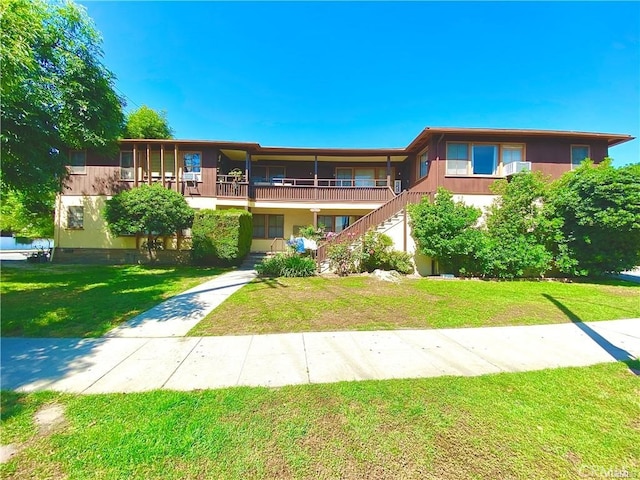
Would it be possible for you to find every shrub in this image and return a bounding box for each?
[191,209,252,266]
[382,250,414,274]
[255,253,317,277]
[360,230,393,272]
[327,238,361,276]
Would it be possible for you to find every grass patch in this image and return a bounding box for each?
[2,361,639,479]
[0,264,223,337]
[189,276,640,336]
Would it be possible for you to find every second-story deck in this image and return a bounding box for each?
[215,175,396,203]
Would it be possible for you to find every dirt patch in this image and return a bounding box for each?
[1,403,67,465]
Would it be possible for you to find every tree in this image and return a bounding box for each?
[124,105,173,139]
[0,0,124,198]
[0,190,54,238]
[408,188,485,275]
[544,160,640,276]
[481,171,553,278]
[103,184,194,259]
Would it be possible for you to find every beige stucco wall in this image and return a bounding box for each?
[55,195,190,251]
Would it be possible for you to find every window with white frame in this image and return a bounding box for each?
[571,145,589,170]
[501,145,524,165]
[446,143,469,175]
[68,150,86,174]
[418,150,429,178]
[120,151,134,180]
[67,206,84,229]
[183,152,202,181]
[472,145,498,175]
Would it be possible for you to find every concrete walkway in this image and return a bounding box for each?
[2,319,638,393]
[106,266,258,338]
[2,260,639,393]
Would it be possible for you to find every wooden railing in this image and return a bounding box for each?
[315,190,430,265]
[216,181,249,198]
[254,185,394,202]
[215,176,396,202]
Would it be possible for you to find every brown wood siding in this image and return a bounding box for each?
[410,135,610,195]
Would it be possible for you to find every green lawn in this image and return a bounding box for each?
[189,275,640,336]
[0,264,223,337]
[2,361,639,479]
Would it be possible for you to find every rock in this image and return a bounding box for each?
[372,269,402,283]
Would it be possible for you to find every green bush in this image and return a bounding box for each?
[327,235,361,276]
[191,209,252,266]
[381,250,415,274]
[255,253,317,277]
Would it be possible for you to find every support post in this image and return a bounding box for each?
[146,144,151,185]
[133,144,138,187]
[386,155,391,188]
[160,144,165,187]
[174,145,179,192]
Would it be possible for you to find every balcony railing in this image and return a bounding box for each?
[216,177,395,202]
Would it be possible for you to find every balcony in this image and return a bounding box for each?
[216,176,395,203]
[503,161,532,176]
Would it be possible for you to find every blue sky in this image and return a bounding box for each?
[82,1,639,166]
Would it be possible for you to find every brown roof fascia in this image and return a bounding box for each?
[406,127,634,151]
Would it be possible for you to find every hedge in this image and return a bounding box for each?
[191,209,252,266]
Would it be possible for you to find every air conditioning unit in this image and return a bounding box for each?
[503,161,532,177]
[182,172,200,182]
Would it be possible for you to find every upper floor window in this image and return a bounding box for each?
[120,151,134,180]
[571,145,589,170]
[68,150,86,174]
[183,152,201,181]
[446,143,469,175]
[472,145,498,175]
[252,165,285,184]
[418,150,429,178]
[335,167,391,187]
[447,143,524,176]
[501,145,524,165]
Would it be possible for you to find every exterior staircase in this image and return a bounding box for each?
[316,190,431,272]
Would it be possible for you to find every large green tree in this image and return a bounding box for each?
[103,184,194,259]
[0,0,124,198]
[481,171,553,278]
[124,105,173,139]
[408,188,485,275]
[545,160,640,276]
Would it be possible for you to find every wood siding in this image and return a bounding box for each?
[409,134,610,195]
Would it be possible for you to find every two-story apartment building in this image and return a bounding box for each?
[53,127,633,272]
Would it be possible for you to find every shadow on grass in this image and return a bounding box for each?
[543,294,639,375]
[0,265,221,337]
[251,277,289,289]
[0,391,27,422]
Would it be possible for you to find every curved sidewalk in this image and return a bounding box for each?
[2,319,638,394]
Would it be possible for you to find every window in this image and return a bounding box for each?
[252,215,266,238]
[418,150,429,178]
[472,145,498,175]
[571,145,589,170]
[68,150,86,174]
[317,215,354,233]
[183,152,201,181]
[67,206,84,229]
[252,166,286,184]
[335,167,392,187]
[120,151,134,180]
[501,145,524,165]
[446,143,469,175]
[253,214,284,238]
